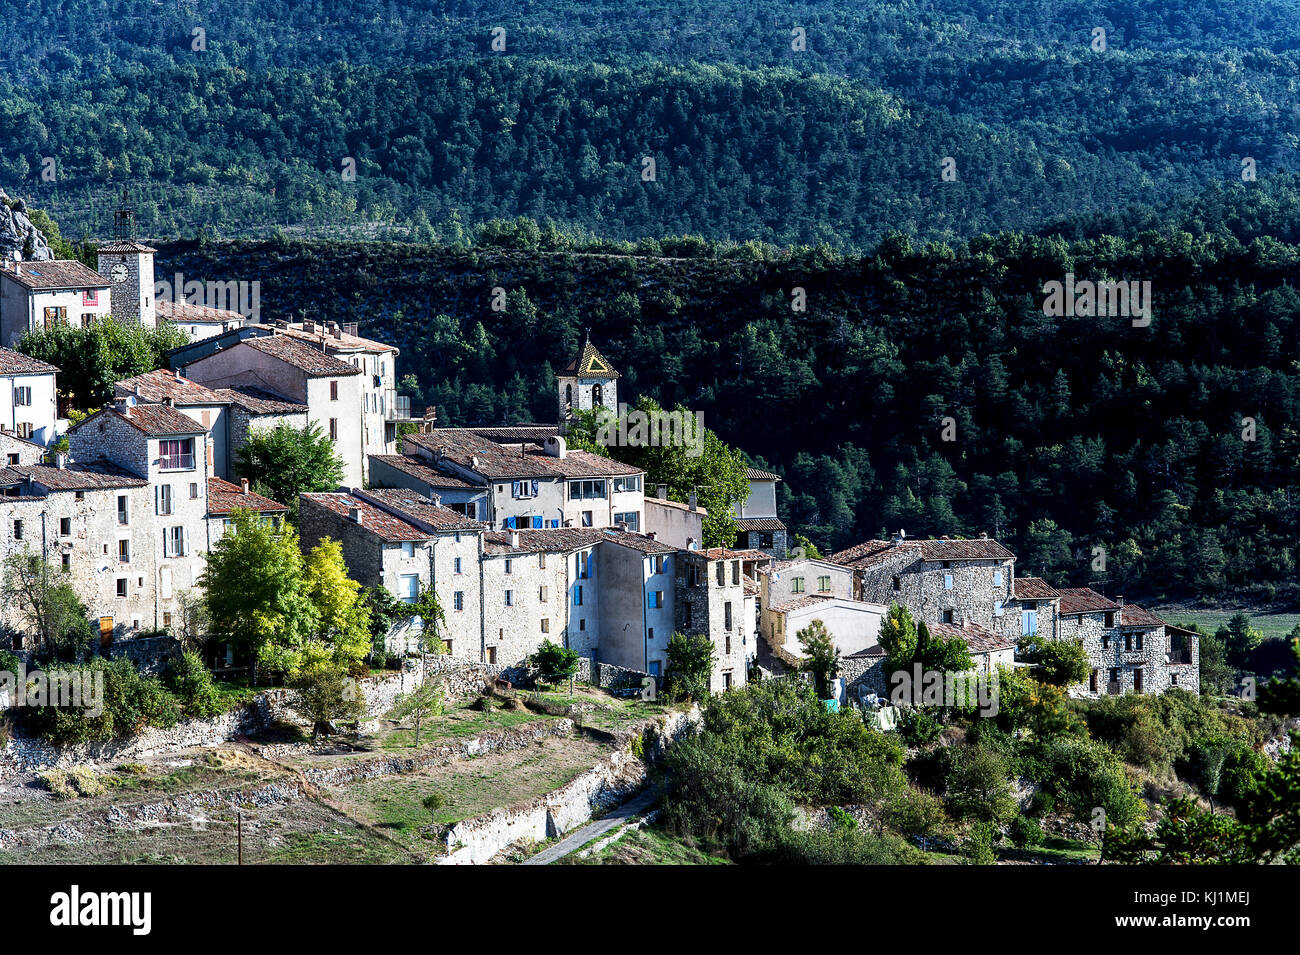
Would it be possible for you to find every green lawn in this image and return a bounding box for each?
[377,701,551,750]
[1158,609,1300,640]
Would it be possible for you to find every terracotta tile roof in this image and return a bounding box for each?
[301,493,432,543]
[1120,604,1166,629]
[829,539,916,570]
[769,594,835,614]
[743,575,760,596]
[370,453,484,490]
[96,239,157,254]
[645,496,708,516]
[355,488,486,532]
[918,538,1015,561]
[560,339,619,379]
[483,527,608,555]
[464,425,560,444]
[116,369,224,405]
[600,529,677,555]
[8,459,147,491]
[1014,576,1061,600]
[0,347,58,376]
[207,477,288,515]
[693,547,772,561]
[846,644,887,658]
[212,386,308,415]
[276,322,396,354]
[0,259,109,290]
[239,335,362,377]
[1057,587,1122,615]
[405,430,641,480]
[745,467,781,482]
[73,403,209,438]
[926,621,1016,654]
[736,517,786,532]
[157,299,245,324]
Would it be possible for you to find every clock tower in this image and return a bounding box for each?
[557,335,620,427]
[96,189,156,327]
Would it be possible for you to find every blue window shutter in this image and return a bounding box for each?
[512,480,520,498]
[532,516,542,529]
[531,480,539,497]
[506,516,515,529]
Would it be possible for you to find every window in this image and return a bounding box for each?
[732,561,740,586]
[1090,669,1098,692]
[539,585,550,602]
[454,557,463,574]
[612,475,641,493]
[158,484,173,516]
[81,312,96,327]
[892,575,901,591]
[158,439,194,471]
[614,511,639,531]
[579,618,586,631]
[329,418,338,441]
[43,306,67,328]
[1104,611,1115,628]
[993,570,1003,586]
[13,386,30,406]
[539,553,546,568]
[573,585,583,607]
[117,495,129,524]
[726,633,732,655]
[654,555,666,574]
[116,578,128,598]
[12,519,21,540]
[994,600,1003,617]
[75,491,84,501]
[648,628,655,642]
[943,609,955,624]
[398,575,419,603]
[1170,673,1178,686]
[6,454,17,466]
[716,562,725,586]
[684,603,693,628]
[943,573,953,590]
[1134,668,1144,694]
[118,539,130,562]
[1022,608,1038,636]
[818,576,831,592]
[61,553,70,571]
[688,564,700,587]
[565,384,573,406]
[190,482,199,499]
[401,541,415,559]
[504,590,514,607]
[512,480,538,499]
[541,618,550,633]
[164,526,187,557]
[581,510,593,527]
[724,601,733,630]
[330,380,339,400]
[453,591,464,611]
[1124,634,1132,653]
[59,517,71,536]
[1102,634,1110,650]
[163,612,172,629]
[648,591,663,608]
[792,577,805,593]
[569,479,607,500]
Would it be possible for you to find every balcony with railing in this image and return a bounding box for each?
[384,390,414,421]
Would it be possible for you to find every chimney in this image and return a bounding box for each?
[615,521,628,532]
[891,528,906,547]
[134,384,142,397]
[240,478,250,494]
[657,483,668,499]
[163,396,175,407]
[55,452,68,469]
[646,531,657,541]
[114,394,137,414]
[509,530,520,547]
[1116,595,1124,606]
[303,319,316,334]
[13,261,20,275]
[979,531,988,539]
[348,506,363,524]
[688,491,698,512]
[422,406,437,433]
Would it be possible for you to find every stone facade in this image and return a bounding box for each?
[673,550,751,692]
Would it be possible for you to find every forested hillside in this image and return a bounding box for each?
[6,0,1300,244]
[154,174,1300,604]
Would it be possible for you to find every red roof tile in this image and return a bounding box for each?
[207,477,288,515]
[239,335,362,377]
[116,369,224,405]
[301,493,432,543]
[1057,588,1122,615]
[0,347,58,376]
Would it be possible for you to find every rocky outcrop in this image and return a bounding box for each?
[0,189,54,261]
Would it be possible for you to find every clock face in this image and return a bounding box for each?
[111,263,128,283]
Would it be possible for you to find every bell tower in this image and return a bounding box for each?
[557,336,620,427]
[96,188,157,327]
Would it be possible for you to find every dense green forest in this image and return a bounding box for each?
[145,171,1300,604]
[6,0,1300,243]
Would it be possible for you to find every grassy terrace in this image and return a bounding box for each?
[1158,608,1300,640]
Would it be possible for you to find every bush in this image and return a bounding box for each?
[1009,814,1045,849]
[897,707,943,746]
[749,827,924,864]
[883,787,951,840]
[163,651,223,719]
[20,659,179,744]
[941,745,1019,826]
[961,821,998,865]
[530,640,580,686]
[37,769,75,799]
[1032,735,1146,830]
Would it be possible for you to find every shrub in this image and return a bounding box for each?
[20,659,179,744]
[941,745,1019,826]
[897,707,943,746]
[37,769,75,799]
[530,640,580,685]
[1032,735,1146,830]
[749,827,923,864]
[164,651,224,719]
[961,821,998,865]
[68,765,105,797]
[1009,814,1045,849]
[664,632,715,703]
[883,787,951,840]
